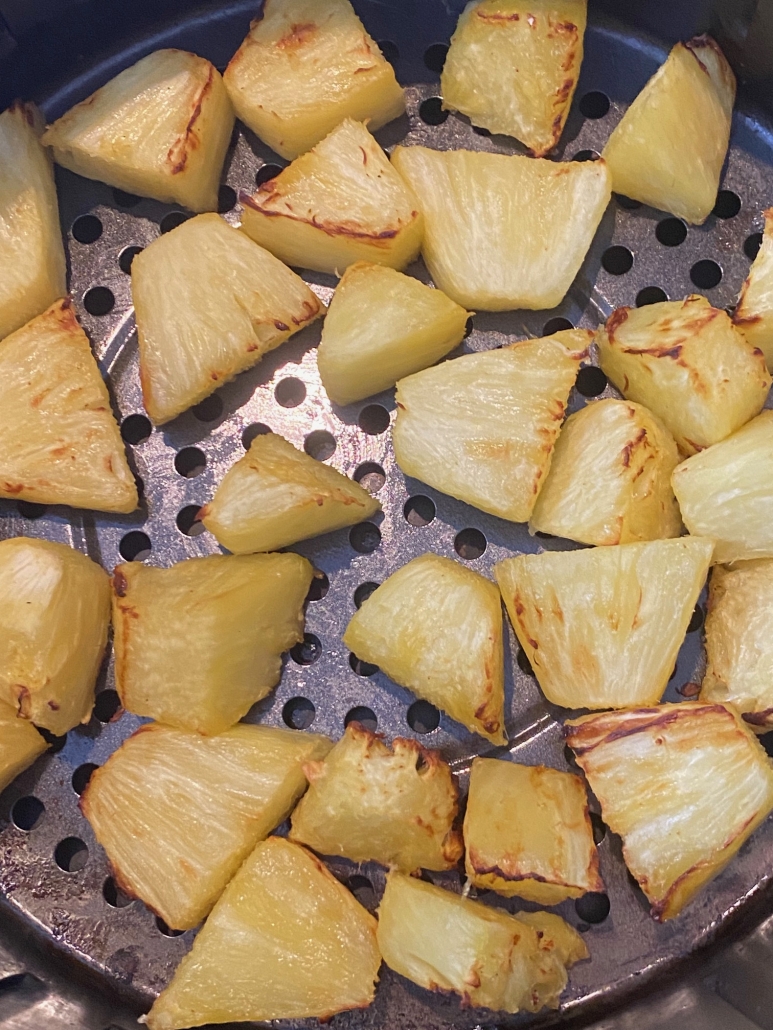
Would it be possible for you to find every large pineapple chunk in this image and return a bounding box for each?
[42,50,233,213]
[317,262,469,406]
[393,330,589,522]
[390,145,610,310]
[597,296,770,456]
[495,537,714,710]
[112,552,312,735]
[566,702,773,919]
[0,700,47,793]
[241,119,422,275]
[601,36,736,224]
[734,208,773,369]
[145,837,380,1029]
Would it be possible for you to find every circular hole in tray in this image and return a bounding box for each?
[636,286,668,307]
[71,763,99,796]
[54,837,88,873]
[282,696,316,730]
[616,194,642,210]
[349,653,379,677]
[713,190,741,219]
[112,188,141,207]
[579,90,610,118]
[11,796,45,832]
[423,42,448,73]
[119,531,151,562]
[656,217,687,247]
[17,501,47,520]
[575,366,607,397]
[472,125,491,137]
[745,232,763,261]
[564,743,580,770]
[38,728,67,753]
[687,604,704,633]
[419,97,448,125]
[176,505,205,537]
[464,316,474,338]
[760,733,773,759]
[93,689,122,723]
[255,163,283,187]
[690,259,722,289]
[118,245,143,274]
[160,211,189,234]
[174,447,206,478]
[590,813,607,845]
[407,700,440,734]
[304,430,336,461]
[83,286,115,316]
[358,404,390,435]
[454,527,487,560]
[71,214,103,244]
[155,917,184,937]
[573,149,599,162]
[350,522,381,553]
[306,570,330,603]
[345,705,378,730]
[353,462,385,493]
[217,184,237,213]
[192,394,224,422]
[103,876,133,908]
[242,422,271,448]
[275,377,306,408]
[602,245,633,275]
[347,874,377,910]
[575,892,611,924]
[543,317,574,335]
[516,647,535,676]
[404,495,436,526]
[120,413,151,444]
[378,39,399,63]
[354,581,379,608]
[291,633,322,666]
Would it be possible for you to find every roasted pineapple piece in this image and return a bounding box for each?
[514,910,589,967]
[145,837,380,1029]
[567,702,773,919]
[0,700,47,793]
[734,208,773,369]
[240,119,422,275]
[42,50,233,212]
[601,36,735,224]
[317,262,469,406]
[112,552,312,735]
[390,145,610,310]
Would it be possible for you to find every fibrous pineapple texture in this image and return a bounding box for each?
[734,208,773,369]
[0,700,47,793]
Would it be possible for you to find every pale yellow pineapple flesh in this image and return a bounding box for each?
[0,699,47,793]
[734,208,773,369]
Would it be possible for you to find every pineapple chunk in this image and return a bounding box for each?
[495,538,714,710]
[601,36,736,224]
[200,432,380,554]
[464,757,602,904]
[0,299,138,512]
[145,837,380,1029]
[223,0,404,161]
[390,145,610,310]
[0,700,47,793]
[734,208,773,369]
[393,330,589,522]
[240,119,422,275]
[112,552,312,735]
[289,721,462,871]
[529,398,682,545]
[132,213,322,424]
[514,910,589,967]
[343,553,505,744]
[82,722,331,930]
[317,262,469,406]
[0,102,66,341]
[441,0,587,157]
[42,50,234,213]
[597,296,771,456]
[566,702,773,919]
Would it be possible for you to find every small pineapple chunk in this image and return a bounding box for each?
[566,702,773,920]
[734,208,773,369]
[390,145,610,310]
[145,837,380,1029]
[200,432,379,554]
[441,0,587,157]
[597,296,771,456]
[42,50,233,212]
[223,0,404,161]
[514,910,589,967]
[317,262,469,406]
[601,36,736,223]
[0,700,47,793]
[112,552,312,735]
[495,537,714,710]
[393,330,589,522]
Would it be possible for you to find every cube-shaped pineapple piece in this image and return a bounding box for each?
[0,700,47,793]
[82,722,331,930]
[496,537,714,710]
[734,208,773,369]
[289,722,462,871]
[441,0,587,157]
[223,0,404,161]
[601,37,736,224]
[317,262,469,406]
[597,296,770,456]
[145,837,380,1029]
[390,145,610,310]
[393,330,589,522]
[200,432,379,554]
[530,398,682,545]
[112,552,312,735]
[240,119,422,275]
[42,50,233,213]
[566,702,773,920]
[343,553,505,744]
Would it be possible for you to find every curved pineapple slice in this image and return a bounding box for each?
[0,701,47,793]
[734,208,773,369]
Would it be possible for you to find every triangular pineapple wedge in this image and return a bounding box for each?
[200,432,380,554]
[393,330,589,522]
[734,208,773,369]
[144,837,380,1029]
[390,145,610,310]
[0,699,47,793]
[82,722,331,931]
[132,213,323,424]
[112,552,312,735]
[240,118,423,275]
[343,553,506,744]
[0,299,138,512]
[495,537,714,710]
[42,49,234,212]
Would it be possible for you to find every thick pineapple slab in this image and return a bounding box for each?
[734,208,773,369]
[42,50,233,213]
[393,330,589,522]
[0,700,47,794]
[317,262,469,406]
[112,552,312,735]
[343,553,505,744]
[597,296,771,456]
[602,36,735,224]
[389,145,610,310]
[289,721,462,871]
[145,837,380,1029]
[224,0,404,160]
[240,119,422,275]
[82,722,331,930]
[566,702,773,920]
[200,432,379,553]
[496,538,714,710]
